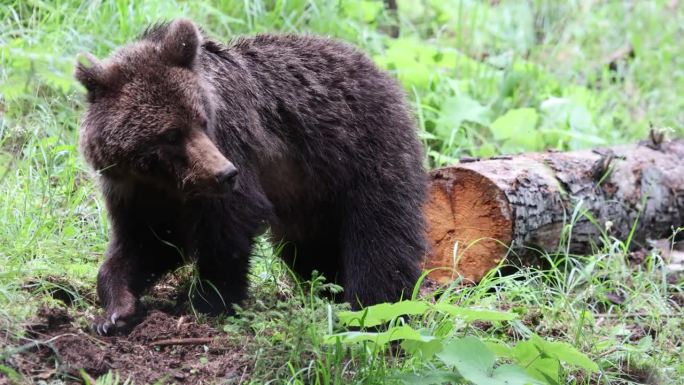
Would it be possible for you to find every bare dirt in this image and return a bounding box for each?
[5,305,251,385]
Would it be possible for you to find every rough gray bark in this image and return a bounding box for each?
[423,138,684,284]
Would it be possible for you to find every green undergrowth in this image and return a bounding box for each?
[232,234,683,384]
[1,0,683,384]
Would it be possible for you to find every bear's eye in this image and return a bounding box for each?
[193,111,207,128]
[163,130,182,145]
[197,117,208,130]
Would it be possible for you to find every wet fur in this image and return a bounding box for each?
[77,20,427,334]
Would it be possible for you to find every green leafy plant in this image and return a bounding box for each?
[327,300,597,385]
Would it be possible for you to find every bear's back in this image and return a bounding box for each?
[224,33,409,141]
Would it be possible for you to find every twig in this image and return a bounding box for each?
[0,333,79,360]
[459,156,480,163]
[149,337,214,347]
[598,347,619,358]
[595,313,682,319]
[605,43,634,71]
[239,365,249,384]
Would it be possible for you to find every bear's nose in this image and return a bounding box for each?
[215,166,238,186]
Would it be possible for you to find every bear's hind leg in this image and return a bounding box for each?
[277,234,342,299]
[338,192,426,309]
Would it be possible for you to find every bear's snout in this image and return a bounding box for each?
[183,130,237,194]
[215,165,238,187]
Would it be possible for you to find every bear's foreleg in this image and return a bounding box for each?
[95,232,184,335]
[190,197,263,315]
[192,247,251,315]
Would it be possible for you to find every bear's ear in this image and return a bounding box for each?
[161,19,201,68]
[74,53,120,94]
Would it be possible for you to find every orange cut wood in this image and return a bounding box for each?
[423,168,512,284]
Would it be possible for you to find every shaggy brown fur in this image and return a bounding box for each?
[76,19,427,335]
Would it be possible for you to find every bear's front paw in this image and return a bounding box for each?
[93,307,140,336]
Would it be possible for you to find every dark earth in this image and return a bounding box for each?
[2,276,253,385]
[5,305,250,385]
[1,271,443,385]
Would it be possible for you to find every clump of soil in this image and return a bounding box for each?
[6,306,251,384]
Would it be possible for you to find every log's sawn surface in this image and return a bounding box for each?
[423,139,684,284]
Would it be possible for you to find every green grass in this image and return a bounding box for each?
[1,0,683,384]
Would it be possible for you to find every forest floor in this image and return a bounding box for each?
[1,1,683,384]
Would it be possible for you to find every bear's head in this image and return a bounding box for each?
[75,19,237,197]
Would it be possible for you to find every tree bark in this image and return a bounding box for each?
[423,138,684,284]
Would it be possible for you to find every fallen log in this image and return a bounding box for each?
[423,137,684,284]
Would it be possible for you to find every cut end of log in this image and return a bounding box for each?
[422,168,513,284]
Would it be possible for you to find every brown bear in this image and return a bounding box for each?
[75,19,427,335]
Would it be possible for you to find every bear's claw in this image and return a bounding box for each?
[93,311,131,336]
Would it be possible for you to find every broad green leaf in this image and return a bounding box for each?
[530,334,598,372]
[437,336,495,372]
[510,340,542,367]
[540,96,593,131]
[539,96,605,149]
[374,38,435,88]
[325,325,431,345]
[526,358,561,385]
[474,142,498,158]
[0,79,28,101]
[490,365,543,385]
[338,300,429,327]
[541,128,607,146]
[374,38,461,89]
[397,0,427,21]
[511,342,561,385]
[490,108,540,150]
[402,334,444,360]
[637,335,653,351]
[436,95,491,138]
[390,371,461,385]
[438,337,542,385]
[341,0,384,22]
[484,341,513,358]
[434,304,518,322]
